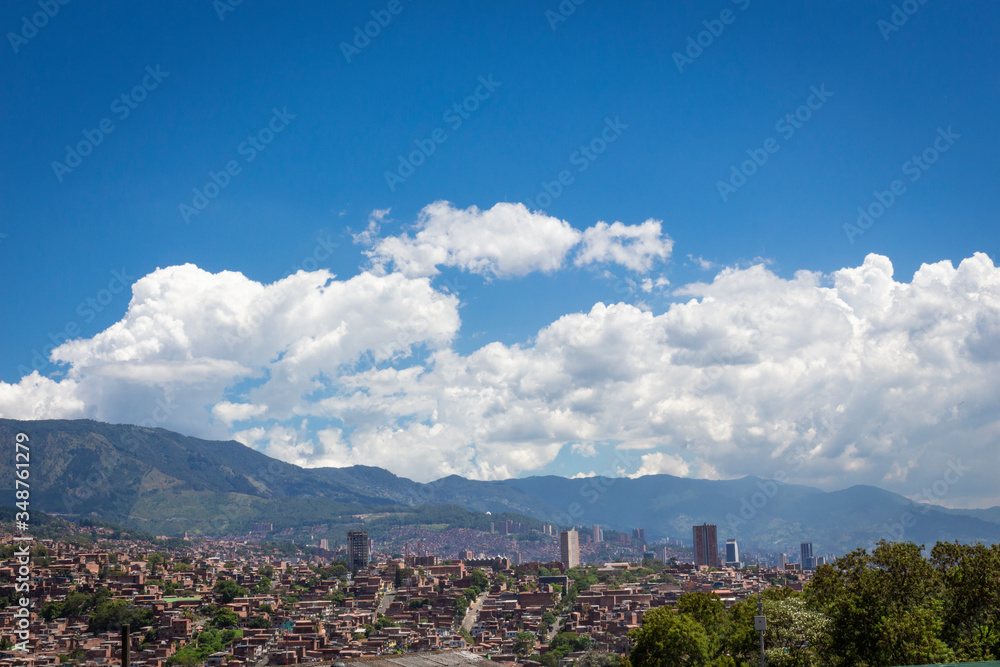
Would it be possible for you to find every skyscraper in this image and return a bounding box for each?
[800,542,816,570]
[693,524,719,568]
[560,529,580,568]
[348,530,370,573]
[725,538,740,566]
[592,524,602,543]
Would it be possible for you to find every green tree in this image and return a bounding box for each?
[629,607,711,667]
[931,540,1000,660]
[728,592,830,667]
[213,579,247,604]
[252,576,272,593]
[806,540,952,667]
[514,631,536,656]
[678,591,729,658]
[469,569,489,590]
[576,652,622,667]
[88,600,154,633]
[549,631,591,657]
[211,607,239,629]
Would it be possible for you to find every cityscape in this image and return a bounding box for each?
[0,511,840,666]
[4,1,1000,666]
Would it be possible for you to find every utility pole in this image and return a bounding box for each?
[121,623,130,667]
[754,591,766,667]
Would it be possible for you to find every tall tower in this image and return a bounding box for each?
[692,524,719,568]
[800,542,815,570]
[725,538,740,566]
[560,529,580,568]
[348,530,370,573]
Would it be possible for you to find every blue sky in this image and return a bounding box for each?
[2,1,999,506]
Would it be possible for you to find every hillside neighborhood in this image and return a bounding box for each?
[0,526,809,666]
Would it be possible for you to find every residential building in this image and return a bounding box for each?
[560,529,580,569]
[692,524,719,568]
[348,530,370,573]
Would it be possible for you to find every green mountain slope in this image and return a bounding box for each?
[3,418,999,555]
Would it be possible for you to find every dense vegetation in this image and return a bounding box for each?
[627,540,1000,667]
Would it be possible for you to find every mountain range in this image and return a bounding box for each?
[2,418,999,556]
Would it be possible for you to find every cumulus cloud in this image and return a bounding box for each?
[2,242,1000,507]
[630,452,691,478]
[575,219,673,271]
[1,263,458,441]
[363,201,673,278]
[366,201,581,278]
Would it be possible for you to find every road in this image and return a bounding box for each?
[459,592,488,633]
[547,615,564,642]
[377,588,397,616]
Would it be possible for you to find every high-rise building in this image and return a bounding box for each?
[592,524,603,543]
[692,524,719,568]
[725,538,740,566]
[319,539,329,551]
[632,528,646,543]
[779,553,788,568]
[560,529,580,568]
[348,530,370,573]
[800,542,816,570]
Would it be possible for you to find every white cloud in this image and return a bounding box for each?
[629,452,691,478]
[3,246,1000,507]
[364,202,673,279]
[687,254,715,271]
[367,201,581,278]
[575,219,673,272]
[212,401,268,426]
[0,372,85,420]
[641,277,670,293]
